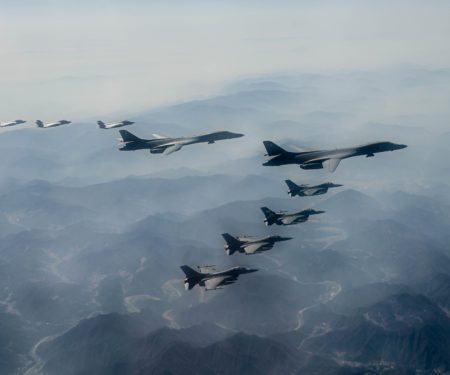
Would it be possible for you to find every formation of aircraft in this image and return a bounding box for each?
[222,233,292,255]
[261,207,325,226]
[97,120,134,129]
[263,140,407,172]
[36,120,71,128]
[285,180,342,197]
[1,114,407,292]
[118,130,244,155]
[0,120,26,127]
[180,265,258,290]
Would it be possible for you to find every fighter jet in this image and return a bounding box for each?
[285,180,342,197]
[36,120,71,128]
[261,206,325,226]
[0,120,26,127]
[262,140,407,172]
[97,120,134,129]
[118,129,244,155]
[222,233,292,255]
[180,265,258,290]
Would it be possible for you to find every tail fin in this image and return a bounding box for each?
[261,207,278,225]
[36,120,44,128]
[285,180,299,191]
[180,265,202,279]
[97,121,106,128]
[221,233,242,255]
[263,141,288,156]
[119,129,141,142]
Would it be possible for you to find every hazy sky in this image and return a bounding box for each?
[1,1,449,120]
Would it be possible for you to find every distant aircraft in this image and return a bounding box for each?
[0,120,26,127]
[262,140,407,172]
[118,130,244,155]
[285,180,342,197]
[222,233,292,255]
[261,207,324,226]
[97,120,134,129]
[36,120,71,128]
[180,265,257,290]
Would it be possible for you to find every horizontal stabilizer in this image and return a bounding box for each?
[152,133,168,139]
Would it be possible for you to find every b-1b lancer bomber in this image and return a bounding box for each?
[97,120,134,129]
[263,140,407,172]
[180,265,258,290]
[222,233,292,255]
[119,129,244,155]
[285,180,342,197]
[261,207,324,226]
[0,120,26,127]
[36,120,71,128]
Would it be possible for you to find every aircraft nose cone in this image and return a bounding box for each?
[397,144,407,149]
[246,268,259,273]
[280,237,293,241]
[233,132,244,138]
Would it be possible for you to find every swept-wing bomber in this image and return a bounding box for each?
[0,120,26,127]
[180,265,258,290]
[261,206,324,226]
[263,140,407,172]
[285,180,342,197]
[222,233,292,255]
[119,130,244,155]
[36,120,71,128]
[97,120,134,129]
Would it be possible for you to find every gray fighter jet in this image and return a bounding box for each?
[222,233,292,255]
[285,180,342,197]
[261,206,324,226]
[263,140,407,172]
[180,265,258,290]
[97,120,134,129]
[119,129,244,155]
[36,120,71,128]
[0,120,26,127]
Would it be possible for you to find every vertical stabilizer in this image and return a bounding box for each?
[260,207,279,225]
[221,233,242,255]
[263,141,288,156]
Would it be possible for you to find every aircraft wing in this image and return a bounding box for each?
[162,144,183,155]
[304,188,320,195]
[152,133,169,139]
[281,215,303,225]
[204,276,235,290]
[322,158,341,172]
[243,242,269,254]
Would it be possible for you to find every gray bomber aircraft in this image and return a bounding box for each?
[285,180,342,197]
[222,233,292,255]
[98,120,134,129]
[0,120,26,127]
[180,265,258,290]
[36,120,71,128]
[261,206,324,226]
[263,140,407,172]
[119,129,244,155]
